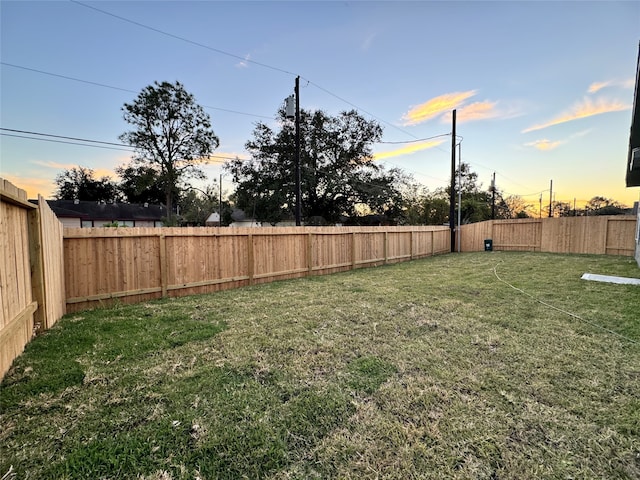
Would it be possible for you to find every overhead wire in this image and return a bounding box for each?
[69,0,421,143]
[1,62,275,120]
[0,128,234,163]
[71,0,298,77]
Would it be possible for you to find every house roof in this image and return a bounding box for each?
[44,199,166,221]
[627,42,640,187]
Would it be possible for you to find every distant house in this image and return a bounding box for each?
[228,208,261,228]
[205,211,221,227]
[42,199,166,228]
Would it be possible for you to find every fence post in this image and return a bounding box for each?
[27,207,46,332]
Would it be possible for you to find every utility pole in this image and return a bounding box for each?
[491,172,496,220]
[294,76,301,226]
[539,194,542,219]
[457,141,462,253]
[548,179,553,218]
[219,174,223,225]
[450,109,456,253]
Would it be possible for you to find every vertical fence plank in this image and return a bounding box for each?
[159,234,168,297]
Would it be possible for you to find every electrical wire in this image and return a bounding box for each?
[1,128,129,147]
[492,262,639,345]
[1,62,274,120]
[71,0,298,77]
[69,1,422,144]
[0,128,234,163]
[377,133,451,144]
[1,133,134,152]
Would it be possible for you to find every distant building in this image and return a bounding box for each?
[205,211,221,227]
[41,199,166,227]
[627,43,640,188]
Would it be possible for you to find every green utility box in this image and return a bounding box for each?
[484,239,493,251]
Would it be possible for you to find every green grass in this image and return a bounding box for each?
[1,252,639,479]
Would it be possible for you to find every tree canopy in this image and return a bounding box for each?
[54,166,119,202]
[226,108,406,225]
[119,81,219,224]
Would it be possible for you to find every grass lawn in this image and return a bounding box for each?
[1,252,639,479]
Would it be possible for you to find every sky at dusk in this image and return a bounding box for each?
[1,0,639,213]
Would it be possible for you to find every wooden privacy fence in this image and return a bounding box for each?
[0,179,66,379]
[63,226,451,313]
[458,216,637,255]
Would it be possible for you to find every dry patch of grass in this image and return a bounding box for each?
[1,252,639,479]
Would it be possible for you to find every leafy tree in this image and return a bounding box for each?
[552,201,573,217]
[119,81,219,225]
[227,108,405,225]
[585,196,626,215]
[502,195,534,219]
[177,183,220,226]
[116,164,167,204]
[422,195,450,225]
[54,166,119,202]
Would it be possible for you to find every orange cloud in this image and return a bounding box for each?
[587,81,611,94]
[373,140,445,161]
[402,91,477,126]
[521,97,630,133]
[588,79,634,93]
[1,174,56,199]
[441,100,499,123]
[524,139,562,151]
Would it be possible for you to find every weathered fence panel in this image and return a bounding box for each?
[459,216,636,255]
[63,226,451,312]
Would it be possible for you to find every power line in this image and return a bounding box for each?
[71,0,298,77]
[1,128,129,147]
[1,62,275,120]
[377,133,451,144]
[1,132,133,151]
[0,128,234,162]
[1,62,137,93]
[69,1,420,143]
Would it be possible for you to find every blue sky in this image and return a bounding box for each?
[1,1,639,211]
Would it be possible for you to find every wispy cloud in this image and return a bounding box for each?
[587,81,612,94]
[402,91,477,126]
[521,97,630,133]
[361,32,377,51]
[32,160,78,170]
[441,100,501,124]
[524,129,593,152]
[373,139,445,161]
[235,53,251,68]
[588,78,634,93]
[524,139,563,151]
[2,173,56,199]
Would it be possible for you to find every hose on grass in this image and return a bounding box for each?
[492,262,639,346]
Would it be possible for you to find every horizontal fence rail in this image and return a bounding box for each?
[63,226,451,312]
